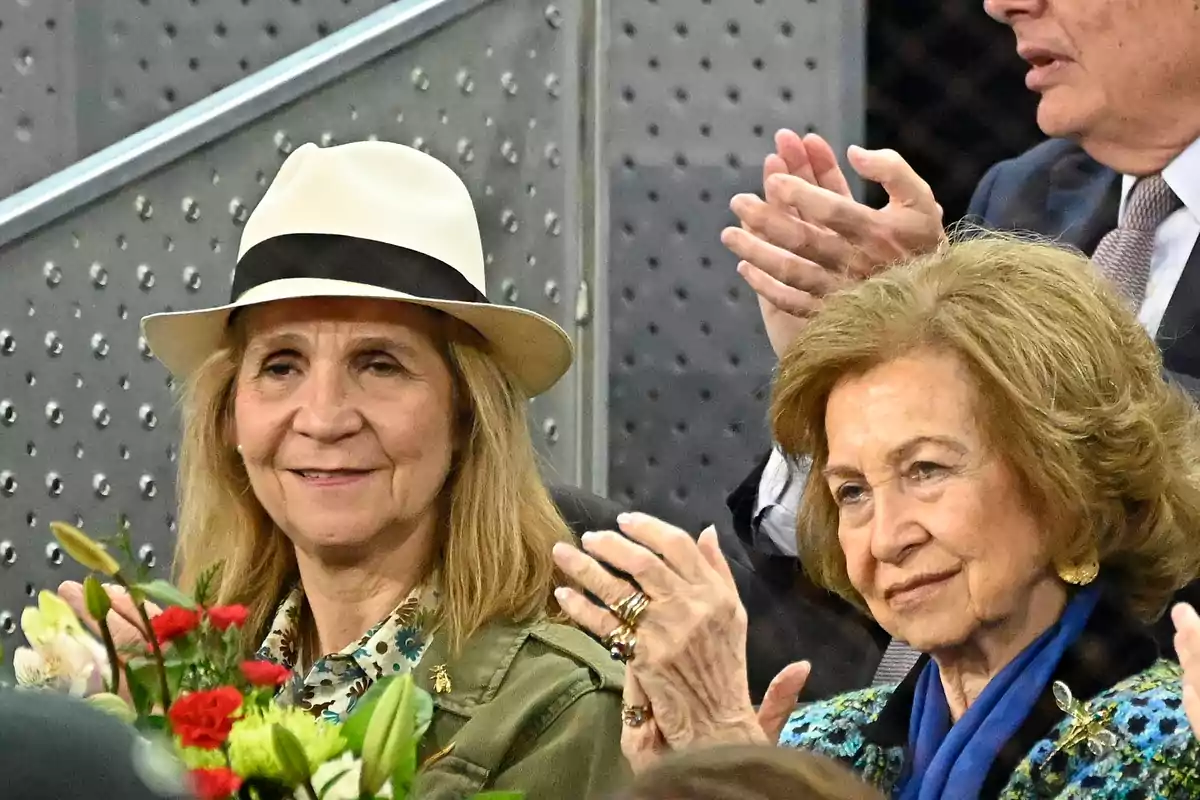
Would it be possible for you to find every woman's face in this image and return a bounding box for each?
[823,350,1065,652]
[232,297,457,561]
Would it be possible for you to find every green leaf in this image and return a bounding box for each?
[314,767,354,800]
[360,675,417,796]
[412,685,434,741]
[134,714,169,735]
[133,580,198,610]
[192,563,223,608]
[270,723,313,785]
[83,575,112,622]
[341,676,401,753]
[125,663,154,717]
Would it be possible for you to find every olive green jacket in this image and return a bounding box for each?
[411,617,630,799]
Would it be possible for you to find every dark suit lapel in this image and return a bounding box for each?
[1040,147,1121,255]
[1157,239,1200,378]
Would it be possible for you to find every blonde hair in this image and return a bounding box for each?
[173,311,572,653]
[771,234,1200,621]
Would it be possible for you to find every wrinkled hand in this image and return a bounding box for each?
[757,660,811,743]
[1172,603,1200,738]
[620,669,670,773]
[552,513,766,751]
[723,131,944,355]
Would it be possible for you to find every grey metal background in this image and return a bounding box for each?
[0,0,587,660]
[606,0,865,530]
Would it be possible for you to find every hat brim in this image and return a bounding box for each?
[140,277,574,397]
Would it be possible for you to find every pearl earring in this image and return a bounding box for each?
[235,444,243,456]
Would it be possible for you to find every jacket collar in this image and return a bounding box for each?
[412,618,534,717]
[861,585,1160,797]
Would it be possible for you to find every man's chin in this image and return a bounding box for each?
[1034,91,1093,140]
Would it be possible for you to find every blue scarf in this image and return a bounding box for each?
[897,586,1101,800]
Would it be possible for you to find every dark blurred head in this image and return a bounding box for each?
[614,744,885,800]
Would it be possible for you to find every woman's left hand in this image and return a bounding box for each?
[1172,602,1200,738]
[552,512,767,750]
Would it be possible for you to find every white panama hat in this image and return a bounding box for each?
[140,140,574,396]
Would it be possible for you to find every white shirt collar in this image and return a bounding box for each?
[1119,136,1200,224]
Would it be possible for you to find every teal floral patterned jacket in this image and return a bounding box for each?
[780,592,1200,799]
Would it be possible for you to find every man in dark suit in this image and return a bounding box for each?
[720,0,1200,693]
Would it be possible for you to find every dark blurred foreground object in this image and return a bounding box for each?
[0,688,194,800]
[613,744,885,800]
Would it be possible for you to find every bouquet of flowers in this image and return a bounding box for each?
[5,521,517,800]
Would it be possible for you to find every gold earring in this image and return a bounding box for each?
[1056,552,1100,586]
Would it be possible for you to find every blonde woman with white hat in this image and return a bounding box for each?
[60,140,628,798]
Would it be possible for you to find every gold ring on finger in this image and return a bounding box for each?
[612,590,649,628]
[621,703,652,728]
[604,623,638,663]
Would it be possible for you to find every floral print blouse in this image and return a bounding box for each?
[255,582,439,723]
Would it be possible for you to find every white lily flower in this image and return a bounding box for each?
[310,752,393,800]
[16,591,109,696]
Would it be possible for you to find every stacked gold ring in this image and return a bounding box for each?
[604,590,649,664]
[621,703,651,728]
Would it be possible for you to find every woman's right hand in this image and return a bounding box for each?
[1172,602,1200,738]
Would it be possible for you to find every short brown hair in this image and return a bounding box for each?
[616,744,884,800]
[771,234,1200,621]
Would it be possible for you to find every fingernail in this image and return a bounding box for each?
[581,531,599,544]
[616,512,633,525]
[554,587,570,602]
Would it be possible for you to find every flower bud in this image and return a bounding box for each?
[83,575,112,623]
[49,521,121,576]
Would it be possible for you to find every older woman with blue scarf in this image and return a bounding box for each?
[553,236,1200,797]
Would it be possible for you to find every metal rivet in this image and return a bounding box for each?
[93,473,111,498]
[501,279,519,303]
[320,131,336,147]
[0,612,14,635]
[501,72,518,96]
[43,260,62,287]
[544,143,562,167]
[74,443,84,459]
[456,138,475,164]
[274,130,293,155]
[46,472,63,497]
[139,544,157,568]
[544,211,562,236]
[0,400,15,426]
[182,196,201,221]
[543,418,560,444]
[26,512,36,528]
[0,471,16,496]
[24,583,36,597]
[134,194,154,220]
[139,336,153,360]
[229,199,249,225]
[45,542,63,566]
[45,401,63,426]
[501,139,520,165]
[456,68,475,94]
[183,266,202,292]
[119,445,131,460]
[411,67,430,91]
[140,475,157,499]
[74,373,84,389]
[25,442,35,456]
[0,541,16,566]
[545,280,561,303]
[137,263,156,290]
[544,73,561,98]
[140,404,158,430]
[0,330,13,355]
[501,209,519,234]
[544,4,563,28]
[411,136,429,154]
[90,261,109,288]
[91,332,110,359]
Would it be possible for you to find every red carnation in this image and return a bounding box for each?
[151,606,202,645]
[207,605,249,631]
[168,687,243,749]
[240,659,292,687]
[190,767,242,800]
